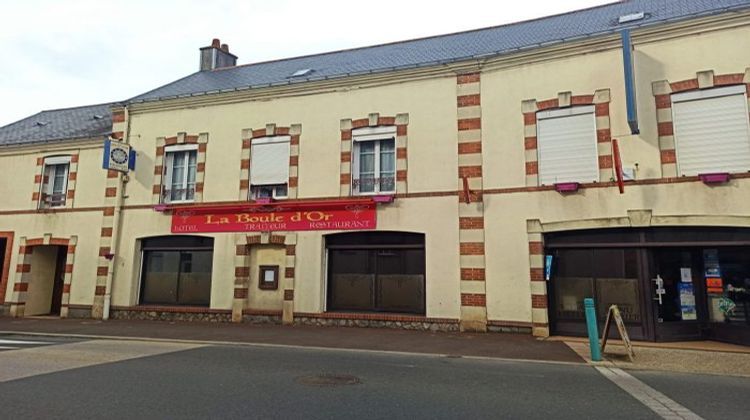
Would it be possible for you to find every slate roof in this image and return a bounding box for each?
[0,103,115,147]
[129,0,750,103]
[3,0,749,147]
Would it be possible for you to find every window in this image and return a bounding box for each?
[536,106,598,185]
[40,156,70,208]
[326,232,425,314]
[163,145,197,203]
[671,85,750,176]
[250,136,290,200]
[139,236,213,306]
[258,265,279,290]
[352,127,396,194]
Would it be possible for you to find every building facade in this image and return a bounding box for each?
[2,1,750,345]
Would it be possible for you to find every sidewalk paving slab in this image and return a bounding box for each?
[0,317,583,363]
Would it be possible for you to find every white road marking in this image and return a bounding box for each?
[596,366,703,420]
[0,339,48,345]
[0,346,17,350]
[0,339,206,382]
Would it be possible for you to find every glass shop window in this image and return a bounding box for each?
[140,236,213,306]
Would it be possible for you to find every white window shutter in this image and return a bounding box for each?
[672,90,750,176]
[537,107,599,185]
[251,139,290,186]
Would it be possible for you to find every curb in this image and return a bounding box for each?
[0,329,586,367]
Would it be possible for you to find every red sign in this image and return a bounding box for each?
[170,200,377,233]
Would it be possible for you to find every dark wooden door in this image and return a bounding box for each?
[49,246,67,315]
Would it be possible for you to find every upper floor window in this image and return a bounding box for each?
[671,85,750,176]
[536,105,598,185]
[40,156,70,208]
[250,136,290,200]
[163,144,197,203]
[352,126,396,195]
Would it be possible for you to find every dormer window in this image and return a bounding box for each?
[40,156,70,208]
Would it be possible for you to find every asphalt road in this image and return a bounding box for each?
[0,335,748,420]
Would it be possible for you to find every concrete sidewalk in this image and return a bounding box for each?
[0,317,583,363]
[556,336,750,377]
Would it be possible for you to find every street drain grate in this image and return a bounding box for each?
[296,374,361,387]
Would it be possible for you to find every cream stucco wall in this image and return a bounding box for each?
[248,245,286,311]
[124,75,458,206]
[2,16,749,327]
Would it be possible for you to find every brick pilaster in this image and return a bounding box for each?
[526,220,549,337]
[456,72,487,332]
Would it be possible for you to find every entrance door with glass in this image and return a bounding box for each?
[648,248,705,341]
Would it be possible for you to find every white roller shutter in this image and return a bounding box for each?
[537,106,599,185]
[672,86,750,176]
[250,136,290,186]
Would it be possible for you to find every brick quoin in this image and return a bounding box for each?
[536,99,559,111]
[597,129,611,143]
[459,217,484,229]
[670,79,699,93]
[525,161,538,175]
[657,122,674,136]
[599,155,613,169]
[523,113,536,126]
[595,103,609,117]
[13,282,29,292]
[234,288,248,299]
[95,286,107,296]
[531,294,548,309]
[714,73,745,86]
[461,268,486,281]
[457,118,481,131]
[286,245,296,256]
[457,94,481,107]
[235,245,248,256]
[458,165,482,178]
[341,131,352,141]
[284,289,294,300]
[571,95,594,105]
[530,267,544,281]
[660,149,677,164]
[458,142,482,154]
[524,137,537,150]
[235,267,250,277]
[96,266,108,276]
[528,241,543,255]
[461,293,486,307]
[460,242,485,255]
[457,73,480,84]
[378,116,396,126]
[16,264,31,273]
[285,267,295,278]
[654,94,672,109]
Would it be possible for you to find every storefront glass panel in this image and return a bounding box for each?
[140,236,213,306]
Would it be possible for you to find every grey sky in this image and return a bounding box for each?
[0,0,610,127]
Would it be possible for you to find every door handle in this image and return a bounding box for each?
[652,275,664,305]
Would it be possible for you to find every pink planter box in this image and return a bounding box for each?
[699,173,730,185]
[554,182,580,193]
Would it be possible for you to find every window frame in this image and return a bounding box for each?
[351,126,397,196]
[249,136,291,200]
[163,144,198,204]
[40,156,71,208]
[535,105,599,185]
[670,84,750,176]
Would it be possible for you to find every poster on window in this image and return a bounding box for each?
[679,283,697,321]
